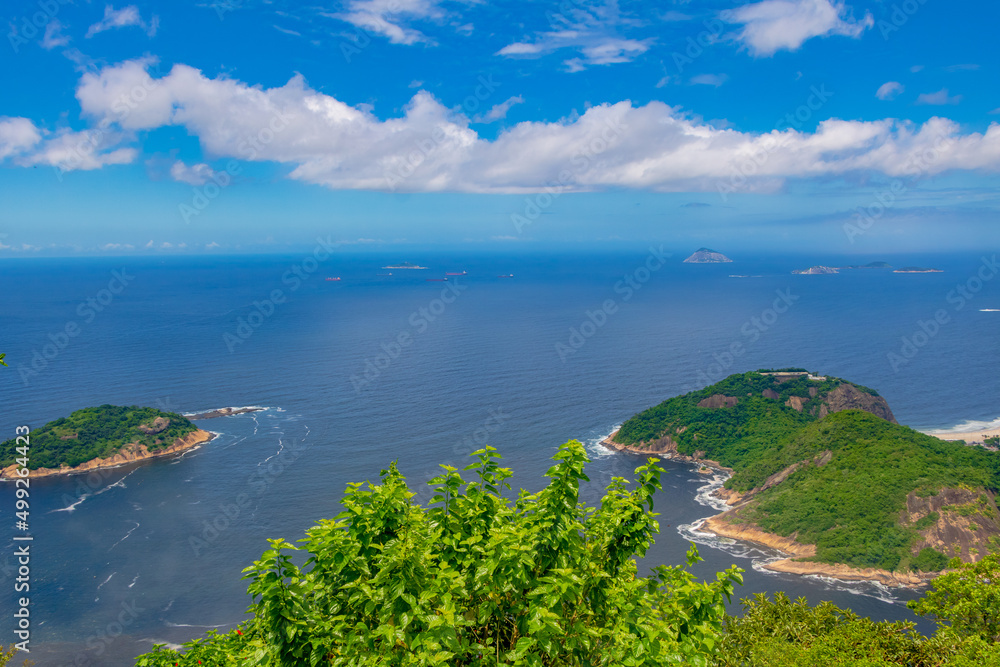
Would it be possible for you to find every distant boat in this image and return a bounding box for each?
[325,277,341,281]
[382,262,427,269]
[445,271,467,276]
[376,272,392,276]
[498,274,514,278]
[426,278,448,282]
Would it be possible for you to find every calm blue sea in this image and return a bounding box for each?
[1,250,998,666]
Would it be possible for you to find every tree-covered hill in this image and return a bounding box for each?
[612,371,1000,572]
[0,404,198,470]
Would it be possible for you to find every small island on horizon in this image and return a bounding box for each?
[381,262,428,269]
[793,261,893,274]
[894,266,944,273]
[683,248,733,263]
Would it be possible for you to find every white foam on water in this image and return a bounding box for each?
[109,521,141,550]
[924,416,1000,434]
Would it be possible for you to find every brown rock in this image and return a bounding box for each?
[697,394,739,409]
[762,389,779,400]
[785,395,806,412]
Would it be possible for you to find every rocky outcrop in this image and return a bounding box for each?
[698,394,739,409]
[792,266,839,274]
[600,430,733,473]
[0,430,215,480]
[817,384,897,423]
[904,488,1000,563]
[785,396,806,412]
[762,389,779,400]
[138,416,169,434]
[186,406,263,420]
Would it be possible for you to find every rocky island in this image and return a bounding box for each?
[0,405,214,479]
[604,371,1000,586]
[792,266,840,274]
[894,266,944,273]
[683,248,733,263]
[185,406,264,420]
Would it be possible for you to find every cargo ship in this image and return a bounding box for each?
[445,271,467,276]
[325,277,341,281]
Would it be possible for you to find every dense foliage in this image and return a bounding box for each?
[135,442,744,666]
[716,592,1000,666]
[0,404,198,469]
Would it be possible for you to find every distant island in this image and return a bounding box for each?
[793,261,892,274]
[381,262,427,269]
[604,371,1000,586]
[0,405,213,479]
[683,248,732,263]
[894,267,943,273]
[792,266,840,274]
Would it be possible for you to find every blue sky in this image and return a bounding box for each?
[1,0,998,255]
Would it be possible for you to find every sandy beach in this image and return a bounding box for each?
[923,425,1000,446]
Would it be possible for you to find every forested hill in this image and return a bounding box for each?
[612,371,1000,572]
[0,405,198,470]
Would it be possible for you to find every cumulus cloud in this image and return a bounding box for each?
[24,60,1000,194]
[497,1,650,70]
[86,5,159,38]
[726,0,872,56]
[169,160,218,185]
[0,118,43,160]
[876,81,904,101]
[916,88,962,106]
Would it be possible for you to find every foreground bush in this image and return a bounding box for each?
[136,441,743,666]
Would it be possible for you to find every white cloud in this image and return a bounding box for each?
[497,1,650,70]
[16,128,136,171]
[475,96,524,123]
[170,160,217,185]
[205,241,221,249]
[42,20,70,49]
[86,5,159,38]
[37,60,1000,194]
[331,0,450,45]
[726,0,872,56]
[0,118,43,161]
[691,73,728,87]
[916,88,962,106]
[100,243,135,251]
[876,81,904,101]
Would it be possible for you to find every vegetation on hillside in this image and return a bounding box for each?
[0,404,198,470]
[612,372,1000,572]
[136,442,744,666]
[739,412,1000,570]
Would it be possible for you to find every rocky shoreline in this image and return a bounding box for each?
[600,429,934,589]
[0,429,216,480]
[185,406,263,420]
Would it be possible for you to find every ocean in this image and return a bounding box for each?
[1,249,998,665]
